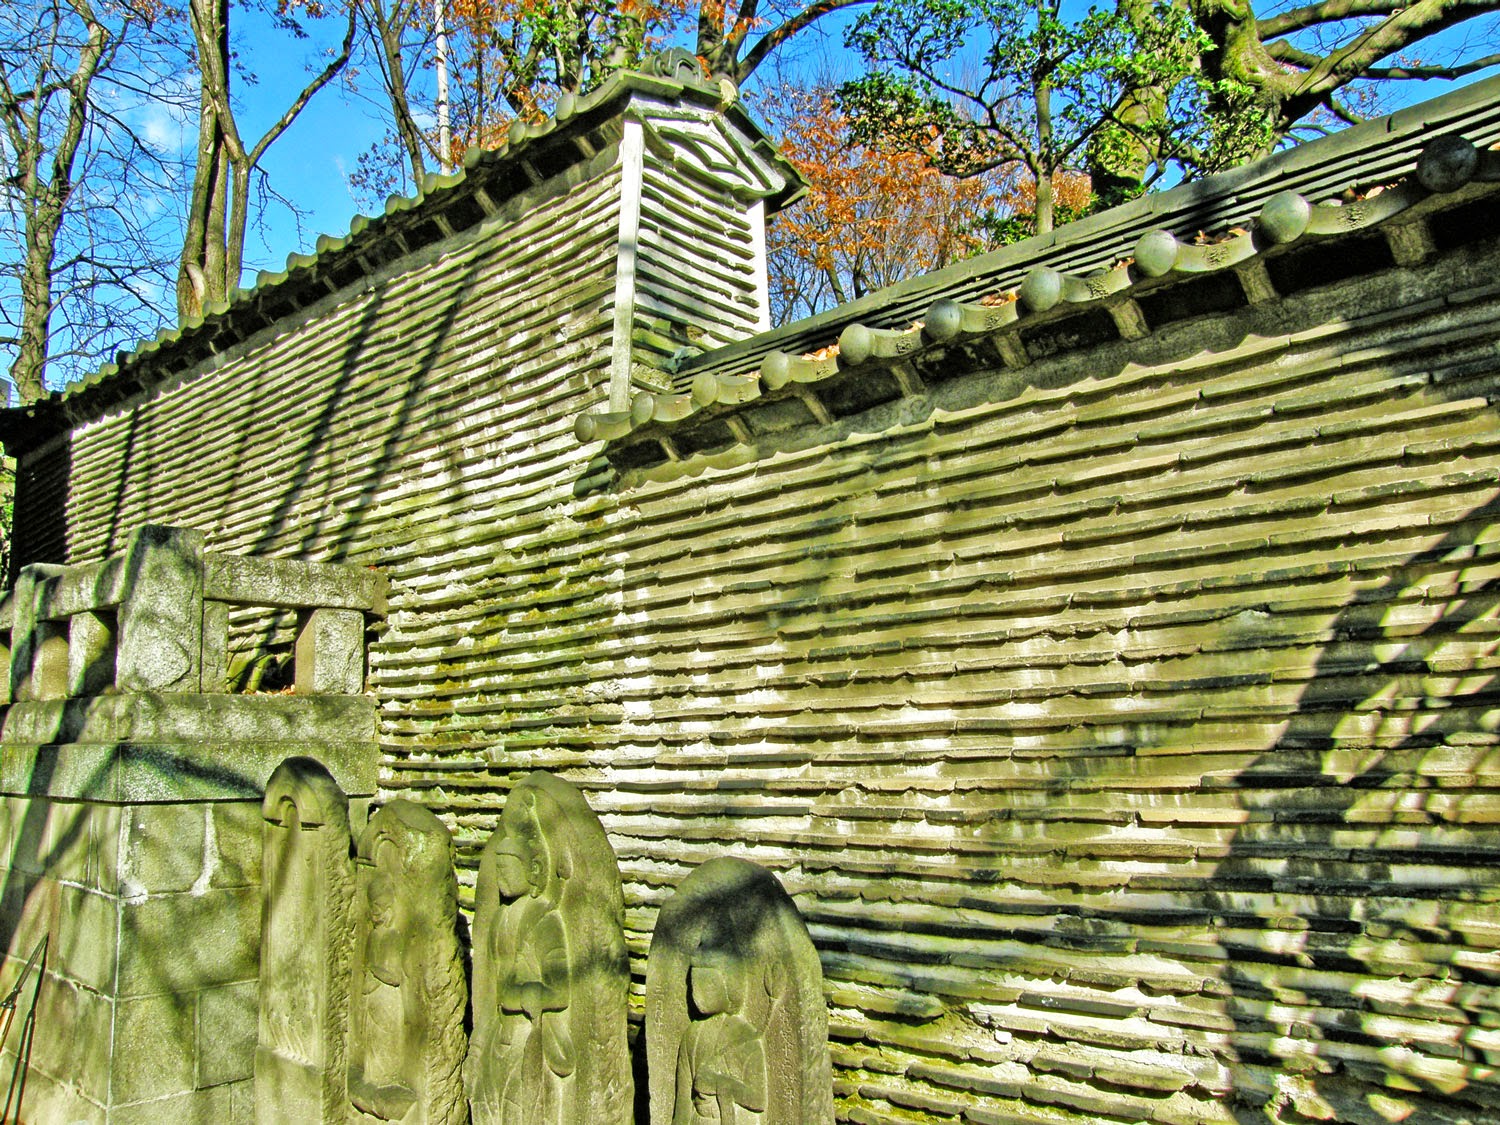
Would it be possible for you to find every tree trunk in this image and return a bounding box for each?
[178,0,352,318]
[13,218,59,404]
[372,0,428,183]
[178,0,232,319]
[1090,0,1170,204]
[1191,0,1291,160]
[1032,79,1055,234]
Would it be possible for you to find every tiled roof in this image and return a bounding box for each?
[0,53,803,454]
[579,74,1500,465]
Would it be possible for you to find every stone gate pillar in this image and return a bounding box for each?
[0,525,382,1123]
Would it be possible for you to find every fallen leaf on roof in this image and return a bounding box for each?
[979,290,1018,307]
[1191,226,1250,245]
[804,343,840,360]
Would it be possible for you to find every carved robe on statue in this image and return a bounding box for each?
[346,800,467,1125]
[647,857,833,1125]
[465,773,632,1124]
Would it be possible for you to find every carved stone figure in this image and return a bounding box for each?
[346,800,467,1125]
[647,857,833,1125]
[256,758,354,1124]
[464,772,632,1124]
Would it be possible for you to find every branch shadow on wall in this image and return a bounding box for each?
[1209,485,1500,1124]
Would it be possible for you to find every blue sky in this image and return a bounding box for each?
[7,1,1499,396]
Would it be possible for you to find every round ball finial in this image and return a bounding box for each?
[556,92,577,121]
[631,392,657,426]
[1257,191,1312,245]
[837,324,873,366]
[508,119,529,147]
[1017,267,1062,313]
[1133,229,1179,278]
[924,299,964,343]
[1417,134,1479,194]
[691,371,720,407]
[760,350,793,389]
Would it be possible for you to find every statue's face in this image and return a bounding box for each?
[495,846,531,900]
[689,961,731,1017]
[369,845,398,925]
[492,828,540,906]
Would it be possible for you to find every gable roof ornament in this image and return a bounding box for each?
[575,90,1500,465]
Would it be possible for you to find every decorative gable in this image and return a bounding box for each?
[605,80,804,411]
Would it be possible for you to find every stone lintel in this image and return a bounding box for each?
[32,555,126,620]
[0,693,376,799]
[203,554,387,616]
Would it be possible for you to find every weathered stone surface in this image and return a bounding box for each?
[296,607,367,695]
[10,564,67,701]
[647,856,833,1125]
[464,771,632,1124]
[115,524,205,693]
[8,75,1500,1125]
[67,609,116,697]
[256,758,355,1123]
[346,800,467,1125]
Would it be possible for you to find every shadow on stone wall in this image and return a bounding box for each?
[1212,487,1500,1124]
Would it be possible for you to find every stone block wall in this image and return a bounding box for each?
[0,530,381,1122]
[0,797,262,1123]
[3,79,1499,1124]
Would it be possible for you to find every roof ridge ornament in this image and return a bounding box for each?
[575,132,1500,463]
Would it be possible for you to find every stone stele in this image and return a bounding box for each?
[346,799,468,1125]
[647,857,833,1125]
[256,757,355,1123]
[464,771,633,1124]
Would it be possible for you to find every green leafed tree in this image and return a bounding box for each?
[840,0,1500,222]
[838,0,1211,232]
[346,0,878,205]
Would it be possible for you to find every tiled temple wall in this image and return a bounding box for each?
[379,235,1500,1123]
[11,179,1500,1122]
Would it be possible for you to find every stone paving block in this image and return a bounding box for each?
[41,798,95,887]
[210,801,263,890]
[118,803,208,896]
[6,873,58,956]
[111,1081,236,1124]
[7,797,49,877]
[53,884,118,993]
[25,970,113,1105]
[113,991,198,1104]
[91,801,123,894]
[198,981,258,1088]
[1,1060,107,1124]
